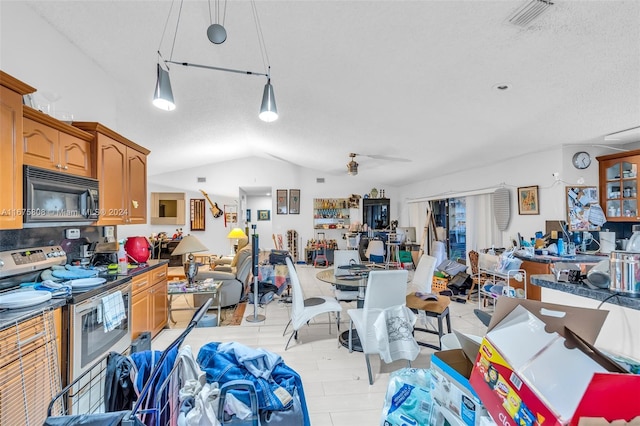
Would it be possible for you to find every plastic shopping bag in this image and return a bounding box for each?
[380,368,434,426]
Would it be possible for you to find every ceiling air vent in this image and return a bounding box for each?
[316,178,325,183]
[508,0,554,27]
[197,177,206,183]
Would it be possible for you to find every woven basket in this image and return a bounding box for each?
[432,276,449,293]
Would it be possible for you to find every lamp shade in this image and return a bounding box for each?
[153,63,176,111]
[171,235,208,256]
[227,228,247,239]
[259,79,278,122]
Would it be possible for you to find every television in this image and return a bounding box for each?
[396,227,416,243]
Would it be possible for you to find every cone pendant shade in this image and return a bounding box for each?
[153,64,175,111]
[259,79,278,122]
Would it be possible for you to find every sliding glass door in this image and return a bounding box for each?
[432,197,466,261]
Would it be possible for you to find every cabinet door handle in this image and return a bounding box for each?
[136,280,148,288]
[63,165,68,170]
[56,164,62,169]
[156,272,166,278]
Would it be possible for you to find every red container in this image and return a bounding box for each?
[125,236,151,263]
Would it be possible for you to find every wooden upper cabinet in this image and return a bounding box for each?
[73,122,149,225]
[0,71,35,230]
[22,107,93,177]
[597,150,640,222]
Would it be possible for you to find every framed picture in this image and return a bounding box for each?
[246,209,251,222]
[276,189,288,214]
[190,199,206,231]
[289,189,300,214]
[566,186,602,231]
[258,210,270,221]
[517,185,539,215]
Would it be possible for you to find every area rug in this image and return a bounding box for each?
[219,302,247,326]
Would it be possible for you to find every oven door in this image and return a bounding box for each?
[71,282,131,380]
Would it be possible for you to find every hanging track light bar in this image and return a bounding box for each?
[164,60,269,77]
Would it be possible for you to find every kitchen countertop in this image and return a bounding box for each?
[530,274,640,310]
[516,253,608,264]
[0,259,169,330]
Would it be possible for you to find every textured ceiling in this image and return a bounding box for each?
[20,0,640,185]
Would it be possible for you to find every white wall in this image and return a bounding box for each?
[398,144,617,247]
[0,2,118,127]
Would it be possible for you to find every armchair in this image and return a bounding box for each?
[196,244,252,308]
[212,237,249,271]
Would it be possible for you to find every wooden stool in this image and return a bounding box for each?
[406,294,452,350]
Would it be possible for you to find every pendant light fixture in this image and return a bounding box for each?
[154,0,277,122]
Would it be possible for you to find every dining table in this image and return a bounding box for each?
[316,263,389,351]
[316,265,452,351]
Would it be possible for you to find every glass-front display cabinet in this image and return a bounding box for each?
[597,151,640,221]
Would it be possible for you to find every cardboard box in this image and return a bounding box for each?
[469,298,640,426]
[431,343,487,426]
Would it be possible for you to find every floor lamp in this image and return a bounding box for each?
[246,225,265,323]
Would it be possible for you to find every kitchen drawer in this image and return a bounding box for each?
[131,272,150,296]
[151,265,168,285]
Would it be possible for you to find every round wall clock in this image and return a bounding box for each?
[572,151,591,169]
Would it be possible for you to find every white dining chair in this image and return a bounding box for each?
[283,258,343,350]
[347,269,418,384]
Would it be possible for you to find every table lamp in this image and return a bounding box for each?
[227,227,247,255]
[171,234,208,285]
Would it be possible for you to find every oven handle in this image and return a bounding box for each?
[74,282,131,314]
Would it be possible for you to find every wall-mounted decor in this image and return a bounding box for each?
[517,186,539,215]
[151,192,186,225]
[224,204,238,228]
[566,186,603,231]
[190,199,206,231]
[246,209,251,222]
[289,189,300,214]
[277,189,288,214]
[258,210,271,221]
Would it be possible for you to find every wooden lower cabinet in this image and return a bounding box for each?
[131,265,168,340]
[521,259,552,301]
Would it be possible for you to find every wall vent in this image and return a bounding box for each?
[197,177,206,183]
[316,177,325,183]
[508,0,553,27]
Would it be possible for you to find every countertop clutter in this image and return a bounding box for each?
[0,260,168,331]
[530,274,640,310]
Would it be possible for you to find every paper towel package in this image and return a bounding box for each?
[469,298,640,426]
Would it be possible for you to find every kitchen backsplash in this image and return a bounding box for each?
[0,226,108,263]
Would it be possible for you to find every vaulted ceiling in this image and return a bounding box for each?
[18,0,640,185]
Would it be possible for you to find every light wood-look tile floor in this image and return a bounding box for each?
[153,264,488,426]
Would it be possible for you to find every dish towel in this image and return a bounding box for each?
[102,290,126,332]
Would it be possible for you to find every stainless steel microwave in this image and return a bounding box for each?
[23,165,100,226]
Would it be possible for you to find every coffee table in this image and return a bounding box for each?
[168,279,222,324]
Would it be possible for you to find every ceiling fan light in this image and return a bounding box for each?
[347,160,358,176]
[259,79,278,122]
[153,63,175,111]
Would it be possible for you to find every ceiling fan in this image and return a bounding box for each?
[346,152,410,176]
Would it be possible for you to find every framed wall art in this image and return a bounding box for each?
[190,198,206,231]
[289,189,300,214]
[517,185,539,215]
[277,189,288,214]
[258,210,271,221]
[566,186,603,231]
[246,209,251,222]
